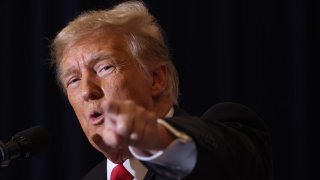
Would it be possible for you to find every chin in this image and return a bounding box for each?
[105,150,132,163]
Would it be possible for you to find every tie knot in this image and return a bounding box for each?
[111,163,133,180]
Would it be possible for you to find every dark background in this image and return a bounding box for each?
[0,0,318,179]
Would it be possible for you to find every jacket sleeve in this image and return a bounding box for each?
[143,102,273,180]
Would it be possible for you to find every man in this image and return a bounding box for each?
[50,1,273,179]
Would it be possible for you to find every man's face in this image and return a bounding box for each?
[59,30,154,159]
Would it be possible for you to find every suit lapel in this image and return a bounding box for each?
[143,170,155,180]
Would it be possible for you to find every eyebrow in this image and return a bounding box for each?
[90,52,113,62]
[60,68,79,82]
[60,52,113,81]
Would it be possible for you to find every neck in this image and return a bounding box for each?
[151,96,173,118]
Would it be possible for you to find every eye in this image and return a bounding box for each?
[97,65,114,77]
[66,77,81,88]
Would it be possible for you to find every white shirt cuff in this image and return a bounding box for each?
[129,119,197,174]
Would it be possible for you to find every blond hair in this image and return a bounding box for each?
[50,0,179,104]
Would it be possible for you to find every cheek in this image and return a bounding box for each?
[67,92,82,114]
[67,92,87,127]
[120,77,153,107]
[68,96,93,142]
[100,76,131,98]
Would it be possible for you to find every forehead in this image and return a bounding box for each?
[60,28,132,66]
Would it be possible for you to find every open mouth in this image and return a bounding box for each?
[89,111,104,125]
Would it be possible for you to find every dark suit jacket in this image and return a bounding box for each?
[82,102,273,180]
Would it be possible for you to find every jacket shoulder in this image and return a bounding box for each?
[82,160,107,180]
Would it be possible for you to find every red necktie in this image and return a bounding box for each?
[110,163,133,180]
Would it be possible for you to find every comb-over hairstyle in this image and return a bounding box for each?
[50,0,180,104]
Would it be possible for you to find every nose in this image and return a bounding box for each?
[80,76,103,101]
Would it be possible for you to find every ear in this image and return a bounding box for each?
[151,65,168,98]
